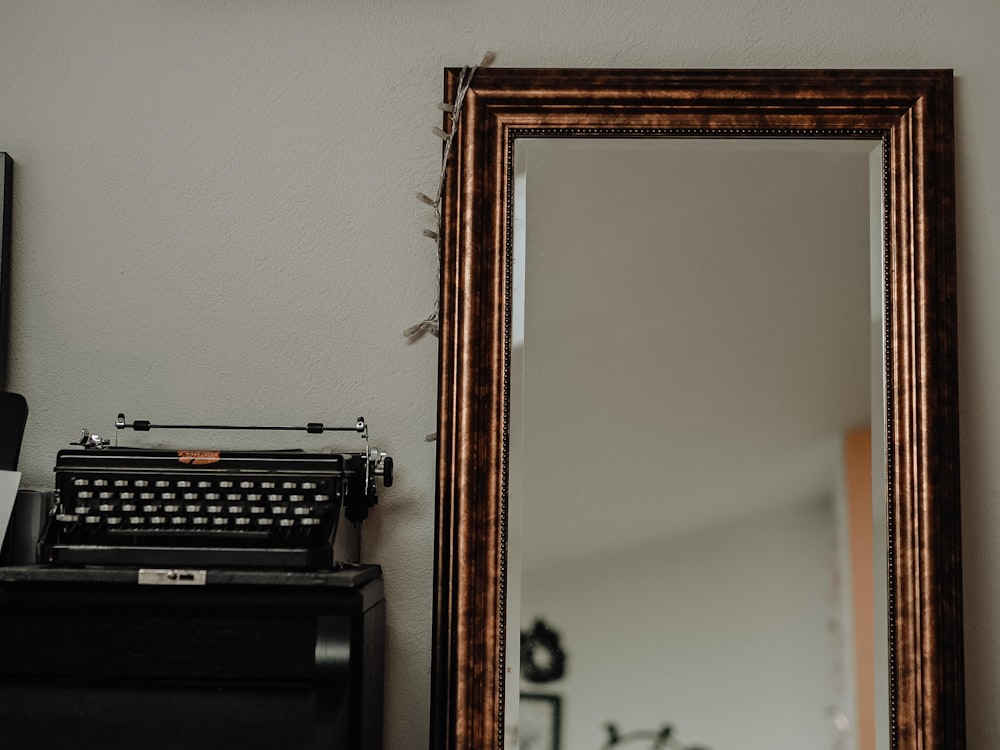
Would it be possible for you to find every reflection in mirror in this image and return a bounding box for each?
[506,139,887,750]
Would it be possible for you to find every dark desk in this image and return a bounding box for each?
[0,564,384,750]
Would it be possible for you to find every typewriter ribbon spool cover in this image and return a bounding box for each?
[38,415,393,571]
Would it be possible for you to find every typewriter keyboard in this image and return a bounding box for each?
[51,472,347,549]
[39,446,381,569]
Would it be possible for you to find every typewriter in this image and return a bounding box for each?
[38,414,393,570]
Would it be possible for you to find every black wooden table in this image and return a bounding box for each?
[0,564,384,750]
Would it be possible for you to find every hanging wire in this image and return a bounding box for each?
[404,51,496,342]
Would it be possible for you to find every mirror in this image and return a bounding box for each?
[431,69,964,750]
[508,136,884,750]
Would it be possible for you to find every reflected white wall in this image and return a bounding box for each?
[520,500,844,750]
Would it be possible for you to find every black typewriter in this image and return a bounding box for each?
[38,414,393,570]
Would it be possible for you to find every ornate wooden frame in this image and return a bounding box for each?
[432,69,963,750]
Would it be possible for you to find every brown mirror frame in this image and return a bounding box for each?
[431,68,963,750]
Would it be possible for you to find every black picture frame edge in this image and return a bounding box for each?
[519,692,562,750]
[0,152,11,392]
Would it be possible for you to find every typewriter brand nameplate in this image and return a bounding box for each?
[138,568,208,586]
[176,450,221,465]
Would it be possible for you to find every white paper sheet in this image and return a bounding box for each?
[0,470,22,541]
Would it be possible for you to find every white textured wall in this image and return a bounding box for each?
[0,1,997,748]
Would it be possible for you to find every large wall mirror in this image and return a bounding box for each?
[431,69,963,750]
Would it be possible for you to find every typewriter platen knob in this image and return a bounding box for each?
[371,450,393,488]
[377,456,393,488]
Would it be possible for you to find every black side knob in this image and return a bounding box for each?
[381,456,393,487]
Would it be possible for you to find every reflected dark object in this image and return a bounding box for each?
[520,619,567,683]
[601,722,709,750]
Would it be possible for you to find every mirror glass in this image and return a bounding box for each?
[505,137,888,750]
